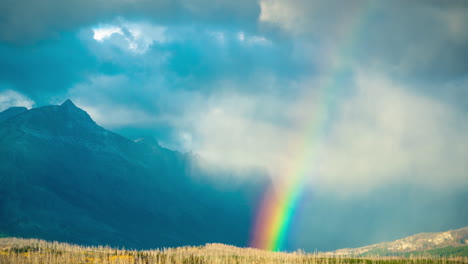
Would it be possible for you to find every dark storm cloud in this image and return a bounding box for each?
[0,0,260,44]
[0,32,98,103]
[67,23,302,117]
[354,1,468,80]
[259,0,468,80]
[0,29,130,104]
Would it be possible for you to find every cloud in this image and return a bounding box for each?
[0,0,260,44]
[76,102,164,128]
[53,18,467,194]
[182,90,297,169]
[173,70,468,194]
[258,0,369,37]
[93,26,123,42]
[316,71,468,192]
[0,0,466,195]
[92,21,167,53]
[0,89,35,111]
[258,0,468,80]
[60,21,300,116]
[0,31,100,104]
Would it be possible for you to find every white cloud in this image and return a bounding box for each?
[437,8,468,44]
[315,71,468,192]
[76,102,163,127]
[209,31,226,43]
[258,0,304,34]
[91,21,167,54]
[179,87,301,175]
[0,89,34,111]
[92,26,123,42]
[176,71,468,193]
[257,0,359,37]
[247,35,270,45]
[237,31,271,45]
[237,32,245,42]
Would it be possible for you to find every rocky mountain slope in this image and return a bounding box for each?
[0,100,268,249]
[331,226,468,256]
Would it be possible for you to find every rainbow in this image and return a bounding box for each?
[250,2,375,251]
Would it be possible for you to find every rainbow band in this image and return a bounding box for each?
[250,2,375,251]
[250,94,325,251]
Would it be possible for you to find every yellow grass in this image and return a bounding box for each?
[0,237,466,264]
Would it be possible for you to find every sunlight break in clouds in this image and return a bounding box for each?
[92,22,166,53]
[92,26,123,42]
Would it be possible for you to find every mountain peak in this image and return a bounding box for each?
[60,99,77,108]
[58,99,93,122]
[1,100,100,137]
[56,99,99,130]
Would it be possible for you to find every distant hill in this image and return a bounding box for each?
[330,226,468,257]
[0,100,268,249]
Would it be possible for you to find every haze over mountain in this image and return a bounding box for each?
[0,100,267,248]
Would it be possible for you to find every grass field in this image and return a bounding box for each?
[0,237,467,264]
[358,247,468,258]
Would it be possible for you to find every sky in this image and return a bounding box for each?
[1,0,467,251]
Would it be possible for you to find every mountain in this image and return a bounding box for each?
[0,106,27,122]
[0,100,268,249]
[330,226,468,256]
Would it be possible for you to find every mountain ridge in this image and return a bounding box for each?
[330,226,468,256]
[0,106,28,122]
[0,100,267,249]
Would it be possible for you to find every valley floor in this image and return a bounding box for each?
[0,237,466,264]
